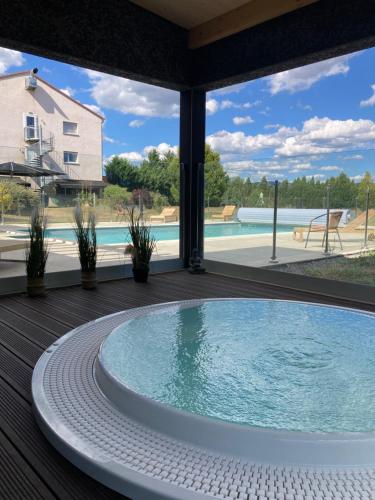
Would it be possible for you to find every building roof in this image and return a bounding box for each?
[0,71,105,121]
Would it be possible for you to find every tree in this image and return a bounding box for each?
[330,173,357,209]
[357,171,375,210]
[103,184,131,208]
[225,176,252,206]
[0,181,39,223]
[204,144,228,206]
[105,156,139,190]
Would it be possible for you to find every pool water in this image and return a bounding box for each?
[40,223,294,244]
[101,299,375,433]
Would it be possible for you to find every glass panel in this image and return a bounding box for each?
[0,48,180,288]
[205,47,375,289]
[26,115,36,127]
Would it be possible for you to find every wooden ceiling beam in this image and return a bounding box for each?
[189,0,319,49]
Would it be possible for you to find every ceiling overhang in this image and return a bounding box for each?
[131,0,319,49]
[0,0,374,92]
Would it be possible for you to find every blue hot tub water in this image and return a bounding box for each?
[100,300,375,433]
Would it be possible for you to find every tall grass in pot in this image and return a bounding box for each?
[73,205,97,289]
[26,207,49,297]
[125,208,156,283]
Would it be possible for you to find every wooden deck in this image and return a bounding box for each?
[0,270,374,500]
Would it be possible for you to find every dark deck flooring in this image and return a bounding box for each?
[0,270,374,500]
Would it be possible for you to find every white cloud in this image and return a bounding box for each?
[296,101,312,111]
[350,174,365,182]
[259,106,271,116]
[255,172,284,179]
[243,100,262,109]
[206,98,259,115]
[275,117,375,156]
[0,48,24,74]
[220,100,237,110]
[107,151,144,163]
[319,165,341,171]
[306,174,326,180]
[207,116,375,172]
[129,119,145,128]
[83,103,105,118]
[268,55,352,95]
[233,115,253,125]
[360,84,375,107]
[342,154,364,160]
[264,123,282,130]
[206,125,296,156]
[206,98,219,115]
[60,87,75,97]
[288,163,313,173]
[84,70,179,118]
[143,142,178,157]
[104,135,116,144]
[106,142,178,165]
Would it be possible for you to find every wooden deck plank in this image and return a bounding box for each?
[0,270,373,500]
[0,344,32,402]
[0,377,125,500]
[0,322,43,367]
[0,428,55,500]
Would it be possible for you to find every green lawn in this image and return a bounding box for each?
[301,252,375,286]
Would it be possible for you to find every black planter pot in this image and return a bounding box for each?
[132,267,149,283]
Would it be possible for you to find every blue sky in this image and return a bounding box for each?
[1,45,375,182]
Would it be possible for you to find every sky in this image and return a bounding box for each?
[1,45,375,182]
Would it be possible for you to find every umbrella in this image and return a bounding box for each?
[0,161,64,177]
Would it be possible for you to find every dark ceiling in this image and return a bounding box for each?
[0,0,375,91]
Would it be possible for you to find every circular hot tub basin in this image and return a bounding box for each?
[32,299,375,499]
[95,299,375,465]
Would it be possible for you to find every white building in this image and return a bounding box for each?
[0,69,105,200]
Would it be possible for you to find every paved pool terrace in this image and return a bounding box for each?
[0,220,373,278]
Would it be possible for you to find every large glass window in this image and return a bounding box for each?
[204,48,375,289]
[0,46,179,290]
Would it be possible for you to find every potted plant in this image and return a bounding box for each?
[25,207,49,297]
[125,208,156,283]
[73,205,97,289]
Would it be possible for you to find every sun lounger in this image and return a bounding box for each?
[0,237,27,260]
[150,207,178,223]
[211,205,237,222]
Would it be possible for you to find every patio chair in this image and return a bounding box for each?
[0,237,27,261]
[294,209,375,242]
[115,204,126,222]
[211,205,237,222]
[304,211,343,249]
[150,207,178,223]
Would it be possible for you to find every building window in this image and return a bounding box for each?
[63,121,78,135]
[24,113,39,140]
[64,151,78,164]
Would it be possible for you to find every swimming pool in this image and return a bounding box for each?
[41,222,294,244]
